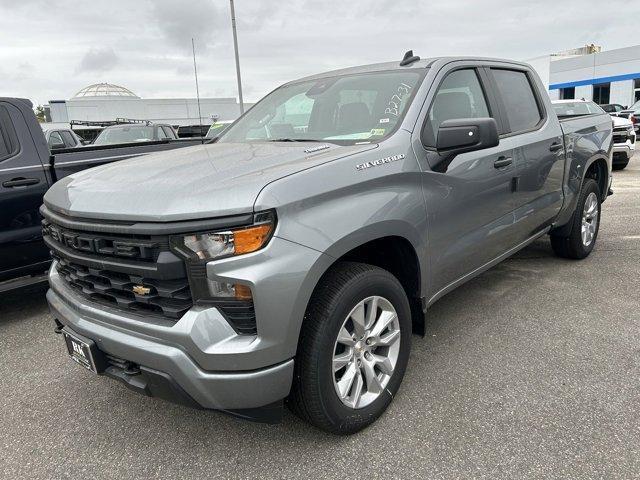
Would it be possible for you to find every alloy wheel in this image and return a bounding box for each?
[581,191,599,246]
[332,295,401,409]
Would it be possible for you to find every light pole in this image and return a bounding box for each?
[229,0,244,114]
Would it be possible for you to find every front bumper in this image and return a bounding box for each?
[48,286,294,412]
[612,139,635,161]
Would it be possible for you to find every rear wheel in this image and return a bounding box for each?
[551,178,601,259]
[289,262,412,434]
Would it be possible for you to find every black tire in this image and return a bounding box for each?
[289,261,412,435]
[550,178,601,259]
[612,158,629,171]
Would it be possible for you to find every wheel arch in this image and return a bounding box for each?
[299,224,427,340]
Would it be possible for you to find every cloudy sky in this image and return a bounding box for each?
[0,0,637,106]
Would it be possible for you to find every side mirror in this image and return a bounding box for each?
[429,117,499,172]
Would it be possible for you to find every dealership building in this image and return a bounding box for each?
[530,44,640,107]
[46,83,245,126]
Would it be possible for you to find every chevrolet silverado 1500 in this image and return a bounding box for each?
[43,53,613,434]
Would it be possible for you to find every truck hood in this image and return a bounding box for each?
[44,142,376,222]
[612,115,632,127]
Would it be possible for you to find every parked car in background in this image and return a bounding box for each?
[618,100,640,134]
[44,55,612,434]
[205,120,232,140]
[601,103,627,115]
[92,123,177,146]
[0,98,204,292]
[610,116,636,170]
[552,99,634,170]
[177,124,209,138]
[42,127,84,150]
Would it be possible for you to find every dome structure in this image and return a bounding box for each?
[72,83,139,99]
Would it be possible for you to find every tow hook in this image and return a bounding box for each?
[53,321,64,335]
[123,362,141,376]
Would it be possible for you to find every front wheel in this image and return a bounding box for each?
[551,178,601,259]
[289,262,412,434]
[612,157,629,171]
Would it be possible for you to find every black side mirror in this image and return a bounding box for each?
[49,140,65,150]
[429,117,499,172]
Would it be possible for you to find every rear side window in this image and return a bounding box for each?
[0,106,19,161]
[424,69,491,146]
[60,130,77,147]
[491,69,542,133]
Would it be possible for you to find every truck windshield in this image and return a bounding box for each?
[93,125,155,145]
[552,101,604,117]
[218,69,426,145]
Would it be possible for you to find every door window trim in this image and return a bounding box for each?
[485,67,547,138]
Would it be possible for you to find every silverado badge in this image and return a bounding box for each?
[132,285,151,296]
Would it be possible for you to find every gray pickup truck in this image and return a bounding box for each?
[43,53,613,434]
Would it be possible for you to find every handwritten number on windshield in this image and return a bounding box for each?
[385,83,412,117]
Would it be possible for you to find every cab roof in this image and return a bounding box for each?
[292,56,534,84]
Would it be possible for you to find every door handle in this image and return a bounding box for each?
[549,142,563,152]
[494,156,513,168]
[2,177,40,187]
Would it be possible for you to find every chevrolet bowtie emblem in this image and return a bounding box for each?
[132,285,151,295]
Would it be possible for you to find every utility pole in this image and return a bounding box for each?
[191,38,203,126]
[229,0,244,114]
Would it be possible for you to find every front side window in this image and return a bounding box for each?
[219,70,425,145]
[492,69,542,133]
[424,68,491,146]
[93,125,155,145]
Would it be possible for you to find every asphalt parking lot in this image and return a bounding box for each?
[1,159,639,480]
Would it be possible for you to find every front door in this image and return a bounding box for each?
[0,101,50,281]
[416,67,519,299]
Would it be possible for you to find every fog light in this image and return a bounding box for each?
[207,279,253,301]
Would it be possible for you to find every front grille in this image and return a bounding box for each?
[43,213,193,321]
[55,255,192,319]
[42,220,166,262]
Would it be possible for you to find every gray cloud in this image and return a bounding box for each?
[0,0,638,107]
[77,47,119,73]
[150,0,225,51]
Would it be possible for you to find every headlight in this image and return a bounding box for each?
[171,211,275,262]
[627,125,634,134]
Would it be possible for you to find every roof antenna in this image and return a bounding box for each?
[400,50,420,66]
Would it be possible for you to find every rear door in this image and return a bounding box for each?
[416,64,519,297]
[486,67,565,238]
[0,101,51,281]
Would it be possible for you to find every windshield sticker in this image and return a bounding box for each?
[356,153,405,171]
[379,118,390,124]
[385,82,413,117]
[370,128,386,136]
